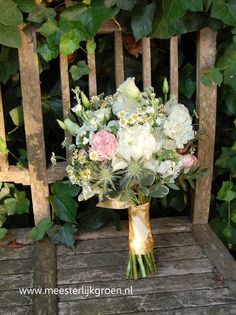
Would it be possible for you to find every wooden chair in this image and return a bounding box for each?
[0,20,236,314]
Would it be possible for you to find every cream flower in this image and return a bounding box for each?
[117,77,141,99]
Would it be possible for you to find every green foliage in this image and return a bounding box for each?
[46,223,76,249]
[201,67,223,87]
[0,182,30,239]
[31,218,53,241]
[179,64,196,99]
[69,60,90,81]
[0,47,18,83]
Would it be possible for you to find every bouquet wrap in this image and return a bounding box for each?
[128,203,154,255]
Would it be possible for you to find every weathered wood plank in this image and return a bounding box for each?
[87,49,97,97]
[58,258,213,284]
[193,28,217,224]
[0,228,31,246]
[60,54,72,158]
[0,85,8,172]
[59,273,225,302]
[98,19,121,34]
[114,31,124,87]
[58,287,235,314]
[0,259,33,275]
[75,217,192,241]
[121,304,236,315]
[57,232,196,256]
[0,306,33,315]
[0,274,33,291]
[0,245,33,261]
[33,240,57,315]
[170,36,179,101]
[57,244,206,270]
[193,224,236,298]
[18,25,50,223]
[142,37,151,88]
[0,290,33,307]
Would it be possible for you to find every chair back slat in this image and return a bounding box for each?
[18,26,50,224]
[114,30,124,87]
[142,37,152,88]
[0,85,9,172]
[87,49,97,97]
[170,36,179,101]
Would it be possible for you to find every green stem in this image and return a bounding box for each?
[131,253,138,280]
[137,255,146,278]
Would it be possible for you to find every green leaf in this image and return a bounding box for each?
[114,0,136,10]
[224,88,236,116]
[149,183,169,198]
[179,63,196,99]
[4,190,30,215]
[46,223,76,248]
[0,184,10,199]
[31,218,53,241]
[9,105,24,129]
[217,43,236,89]
[69,60,90,81]
[217,181,236,202]
[60,29,81,55]
[79,207,121,231]
[38,41,59,62]
[51,181,80,198]
[201,67,223,87]
[167,183,180,190]
[0,24,21,48]
[27,3,56,23]
[0,137,7,154]
[211,0,236,26]
[61,0,119,38]
[0,47,19,83]
[131,1,156,41]
[13,0,36,13]
[38,18,58,37]
[86,40,96,54]
[0,0,23,26]
[0,228,7,240]
[49,195,77,224]
[139,170,155,187]
[231,208,236,224]
[0,214,6,228]
[215,145,236,171]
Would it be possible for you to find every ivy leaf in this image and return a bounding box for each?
[9,105,24,131]
[31,218,54,241]
[211,0,236,26]
[69,60,90,81]
[224,88,236,116]
[201,67,223,87]
[231,208,236,224]
[0,184,10,199]
[131,1,156,41]
[38,18,58,37]
[114,0,136,10]
[215,145,236,171]
[0,228,7,240]
[0,47,19,84]
[4,190,30,215]
[61,0,119,38]
[0,0,23,26]
[217,43,236,89]
[79,207,121,231]
[46,223,76,248]
[13,0,36,13]
[38,41,59,62]
[60,29,81,55]
[217,181,236,202]
[179,63,196,99]
[0,24,21,48]
[27,3,56,23]
[0,213,6,228]
[51,181,80,198]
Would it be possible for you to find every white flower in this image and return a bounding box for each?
[82,137,89,145]
[164,104,195,148]
[117,77,141,99]
[112,94,139,116]
[72,103,82,115]
[112,125,158,171]
[94,108,111,122]
[89,151,98,161]
[78,184,96,201]
[50,152,57,167]
[145,159,182,182]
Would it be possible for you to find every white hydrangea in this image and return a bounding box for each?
[164,104,195,148]
[144,159,182,182]
[112,125,158,171]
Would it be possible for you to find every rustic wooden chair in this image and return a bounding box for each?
[0,20,236,314]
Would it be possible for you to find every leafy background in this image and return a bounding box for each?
[0,0,236,250]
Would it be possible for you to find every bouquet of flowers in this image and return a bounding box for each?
[58,78,200,279]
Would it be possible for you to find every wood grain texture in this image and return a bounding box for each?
[114,31,124,87]
[58,288,235,315]
[57,232,197,256]
[57,258,213,284]
[33,240,57,315]
[142,37,151,88]
[0,85,8,172]
[0,245,33,261]
[87,49,97,97]
[0,290,33,307]
[60,54,72,157]
[170,36,179,101]
[193,28,217,224]
[58,273,225,302]
[0,274,33,291]
[0,259,33,275]
[0,306,33,315]
[18,26,50,224]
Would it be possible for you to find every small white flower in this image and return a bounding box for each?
[89,151,98,161]
[83,137,89,145]
[50,152,57,167]
[72,103,82,115]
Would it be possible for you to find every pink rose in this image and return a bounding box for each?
[90,130,117,161]
[182,154,198,169]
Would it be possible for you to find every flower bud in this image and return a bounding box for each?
[80,91,90,108]
[117,77,141,99]
[163,78,169,95]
